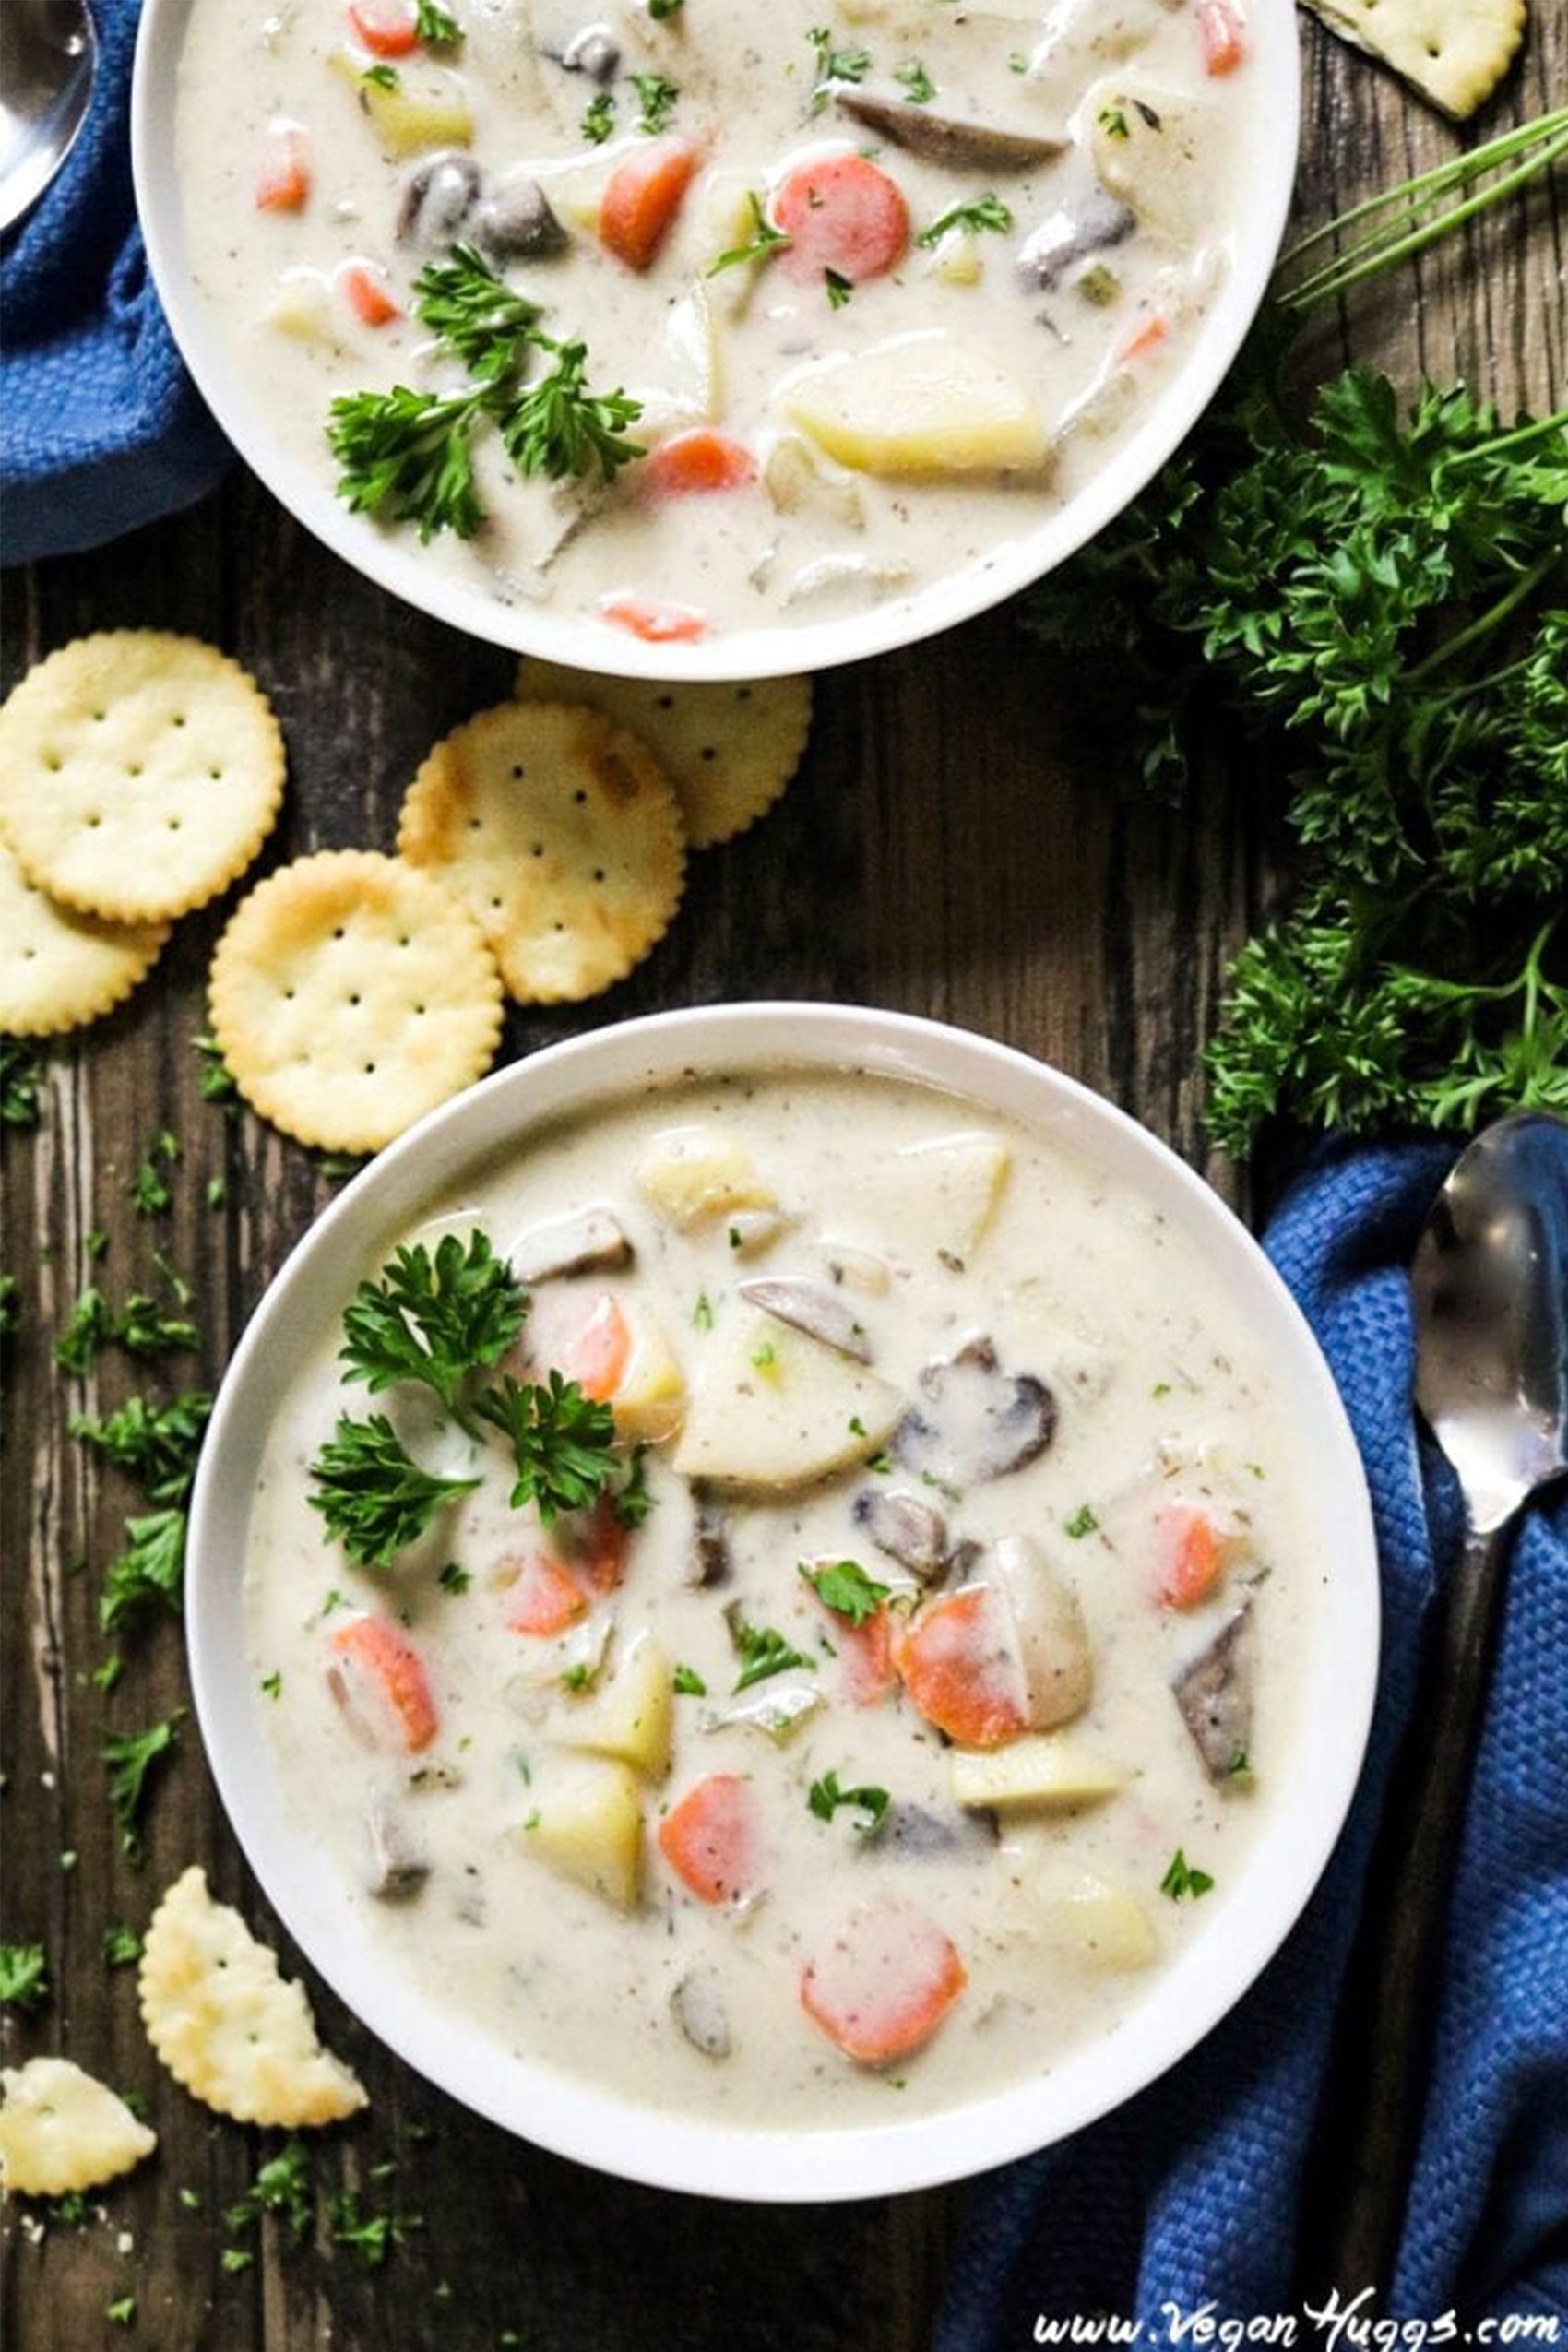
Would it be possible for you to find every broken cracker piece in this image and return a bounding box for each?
[139,1865,366,2127]
[1299,0,1526,119]
[0,2059,157,2198]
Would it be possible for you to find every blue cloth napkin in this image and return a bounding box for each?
[1,0,231,564]
[936,1137,1568,2337]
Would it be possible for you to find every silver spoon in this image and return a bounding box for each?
[0,0,98,237]
[1324,1109,1568,2293]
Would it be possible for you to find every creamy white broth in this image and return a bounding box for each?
[172,0,1265,641]
[245,1069,1313,2127]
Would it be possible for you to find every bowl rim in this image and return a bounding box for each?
[131,4,1301,681]
[187,1001,1378,2202]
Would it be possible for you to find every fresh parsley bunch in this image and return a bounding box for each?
[328,244,644,542]
[1024,289,1567,1150]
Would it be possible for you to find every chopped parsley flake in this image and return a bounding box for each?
[1160,1847,1215,1901]
[808,1770,889,1835]
[672,1663,707,1696]
[1064,1503,1099,1539]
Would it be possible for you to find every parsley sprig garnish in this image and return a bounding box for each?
[0,1942,50,2009]
[54,1284,197,1375]
[339,1229,525,1434]
[807,26,872,113]
[799,1558,888,1626]
[472,1372,619,1526]
[708,193,792,278]
[728,1616,815,1692]
[328,244,643,541]
[917,193,1014,249]
[631,71,679,134]
[808,1769,889,1835]
[103,1712,184,1861]
[72,1392,212,1506]
[309,1415,481,1570]
[1160,1847,1215,1901]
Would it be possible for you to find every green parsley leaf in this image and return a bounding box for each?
[106,2298,137,2327]
[437,1560,471,1596]
[472,1372,619,1526]
[1063,1503,1099,1539]
[1098,105,1129,137]
[220,2248,255,2274]
[824,267,852,310]
[895,58,934,101]
[692,1290,715,1329]
[0,1274,19,1340]
[101,1508,189,1633]
[260,1670,283,1700]
[308,1415,480,1570]
[798,1558,888,1627]
[327,2186,423,2267]
[415,0,461,44]
[647,0,683,15]
[916,192,1014,249]
[560,1662,591,1692]
[1160,1847,1215,1901]
[0,1039,43,1127]
[729,1616,814,1692]
[672,1663,707,1695]
[632,71,679,134]
[102,1712,184,1861]
[0,1942,49,2009]
[192,1032,238,1107]
[339,1229,526,1432]
[362,61,400,89]
[102,1923,143,1968]
[582,89,617,144]
[808,1769,889,1835]
[128,1131,181,1216]
[71,1391,213,1506]
[225,2137,314,2240]
[54,1285,197,1375]
[495,336,645,485]
[808,26,873,113]
[709,197,790,277]
[612,1443,656,1528]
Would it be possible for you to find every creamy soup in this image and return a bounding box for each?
[245,1069,1311,2128]
[173,0,1270,642]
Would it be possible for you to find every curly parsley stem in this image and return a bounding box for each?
[1405,543,1565,686]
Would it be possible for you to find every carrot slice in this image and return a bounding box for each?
[600,135,699,270]
[347,0,419,54]
[658,1775,761,1905]
[641,430,758,500]
[801,1899,967,2066]
[1194,0,1247,75]
[1157,1506,1228,1610]
[812,1595,897,1707]
[1117,311,1170,366]
[557,1497,629,1596]
[329,1615,438,1752]
[255,125,310,214]
[895,1585,1028,1748]
[558,1294,632,1404]
[340,263,403,327]
[773,154,909,285]
[600,593,711,644]
[508,1551,588,1636]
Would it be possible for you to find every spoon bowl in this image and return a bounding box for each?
[0,0,98,235]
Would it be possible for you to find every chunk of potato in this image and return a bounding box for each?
[332,53,474,158]
[950,1735,1121,1811]
[1087,78,1209,244]
[263,268,344,350]
[524,1759,643,1912]
[614,1311,687,1443]
[636,1129,777,1229]
[674,1314,902,1489]
[994,1535,1093,1729]
[763,433,865,529]
[894,1134,1011,1257]
[559,1633,673,1781]
[784,336,1048,475]
[1039,1871,1158,1969]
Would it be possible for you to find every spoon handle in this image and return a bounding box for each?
[1316,1516,1513,2298]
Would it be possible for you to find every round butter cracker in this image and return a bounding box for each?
[515,658,811,849]
[209,850,503,1154]
[0,833,169,1036]
[398,699,686,1003]
[0,631,286,922]
[139,1865,367,2129]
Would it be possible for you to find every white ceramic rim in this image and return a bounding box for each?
[131,6,1301,681]
[188,1003,1378,2202]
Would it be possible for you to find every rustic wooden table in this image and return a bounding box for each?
[3,17,1563,2347]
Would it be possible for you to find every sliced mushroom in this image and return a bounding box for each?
[894,1337,1056,1485]
[560,22,620,80]
[395,149,481,247]
[738,1277,872,1362]
[474,178,568,261]
[363,1792,430,1898]
[1171,1601,1253,1782]
[671,1971,731,2059]
[509,1206,631,1285]
[688,1504,731,1589]
[864,1800,999,1860]
[852,1487,949,1583]
[1016,193,1135,290]
[837,91,1063,172]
